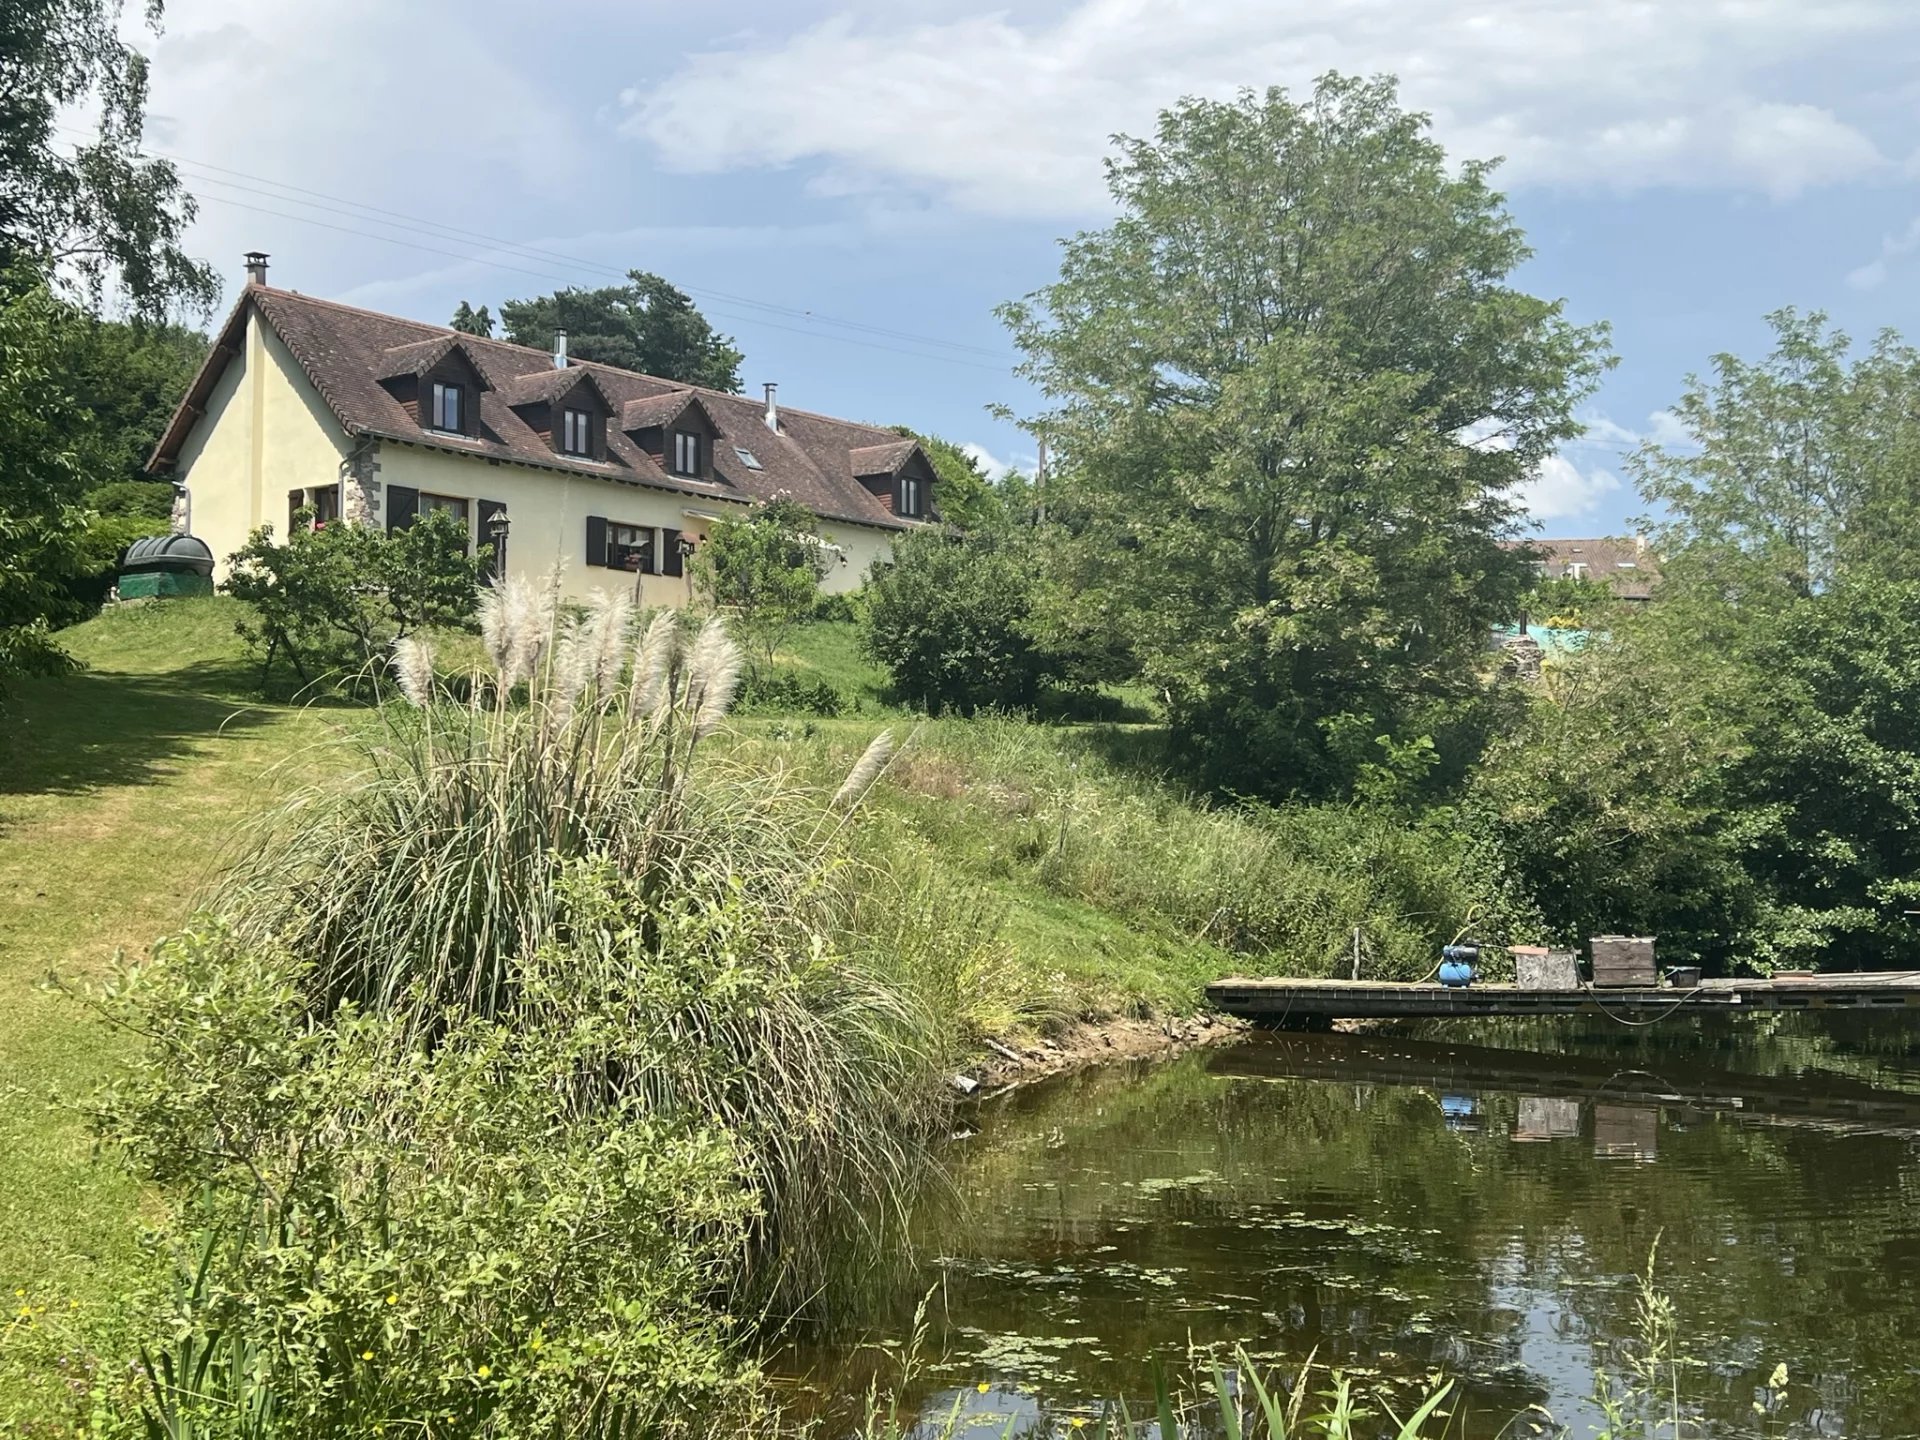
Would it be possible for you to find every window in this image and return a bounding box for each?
[898,474,921,517]
[312,485,341,525]
[732,445,763,471]
[419,492,472,551]
[1566,561,1588,580]
[672,430,702,476]
[562,407,594,457]
[608,523,656,574]
[432,382,463,433]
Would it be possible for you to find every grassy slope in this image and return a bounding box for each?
[4,609,1412,1421]
[0,600,342,1421]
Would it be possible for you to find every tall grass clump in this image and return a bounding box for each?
[88,580,958,1438]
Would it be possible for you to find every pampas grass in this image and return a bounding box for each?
[211,602,949,1309]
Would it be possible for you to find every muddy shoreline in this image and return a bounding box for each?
[969,1011,1249,1090]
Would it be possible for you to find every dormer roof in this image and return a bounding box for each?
[621,390,721,434]
[376,335,491,385]
[502,365,617,411]
[850,438,923,478]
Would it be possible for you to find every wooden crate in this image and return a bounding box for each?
[1590,935,1657,987]
[1512,946,1580,991]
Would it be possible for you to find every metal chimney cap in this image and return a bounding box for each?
[553,330,569,368]
[243,251,270,284]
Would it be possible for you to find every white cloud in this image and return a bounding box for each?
[1646,409,1696,449]
[958,441,1033,478]
[622,1,1901,218]
[1846,215,1920,290]
[1517,454,1622,524]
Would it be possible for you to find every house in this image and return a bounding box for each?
[1518,536,1659,601]
[147,255,940,604]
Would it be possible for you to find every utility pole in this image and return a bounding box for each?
[1034,434,1048,524]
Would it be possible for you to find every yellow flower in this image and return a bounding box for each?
[477,1365,492,1379]
[361,1350,375,1361]
[1070,1421,1088,1432]
[976,1382,990,1394]
[386,1294,399,1306]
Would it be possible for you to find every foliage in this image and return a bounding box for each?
[0,274,91,682]
[692,498,832,675]
[211,593,952,1301]
[54,313,207,485]
[1630,308,1920,596]
[0,0,216,315]
[1522,572,1616,630]
[735,667,845,717]
[87,478,175,518]
[498,271,743,391]
[222,509,487,691]
[861,526,1059,716]
[999,76,1610,801]
[448,299,493,336]
[96,922,761,1440]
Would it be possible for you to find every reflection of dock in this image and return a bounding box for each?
[1205,1032,1920,1141]
[1206,972,1920,1024]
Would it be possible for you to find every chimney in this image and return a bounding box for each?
[763,382,778,433]
[553,330,568,369]
[243,251,269,286]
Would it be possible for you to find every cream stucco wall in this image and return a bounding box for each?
[175,312,350,579]
[171,306,904,601]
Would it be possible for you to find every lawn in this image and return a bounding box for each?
[0,599,341,1422]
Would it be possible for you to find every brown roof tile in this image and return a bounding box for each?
[152,286,924,530]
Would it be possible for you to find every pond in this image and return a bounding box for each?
[782,1015,1920,1437]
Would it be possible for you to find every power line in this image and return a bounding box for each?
[57,126,1014,365]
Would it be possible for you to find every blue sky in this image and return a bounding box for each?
[130,0,1920,535]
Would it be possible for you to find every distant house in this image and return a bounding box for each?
[1514,536,1659,602]
[147,254,939,604]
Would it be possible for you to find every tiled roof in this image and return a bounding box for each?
[621,391,707,432]
[375,335,478,381]
[849,439,920,477]
[500,364,615,410]
[1512,536,1661,599]
[151,286,925,531]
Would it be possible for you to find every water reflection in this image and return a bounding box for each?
[787,1017,1920,1438]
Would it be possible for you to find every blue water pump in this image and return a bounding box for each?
[1438,941,1481,987]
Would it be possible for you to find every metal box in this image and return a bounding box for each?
[1512,946,1580,991]
[1589,935,1657,988]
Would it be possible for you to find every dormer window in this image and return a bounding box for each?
[432,382,464,434]
[899,474,922,517]
[672,431,702,477]
[562,407,594,457]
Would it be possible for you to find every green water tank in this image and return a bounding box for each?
[117,533,216,599]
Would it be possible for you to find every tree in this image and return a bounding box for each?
[691,499,829,674]
[861,527,1057,715]
[1630,309,1920,596]
[52,312,206,486]
[0,0,216,316]
[449,300,493,337]
[0,277,91,681]
[499,272,743,390]
[224,509,488,692]
[890,429,1004,532]
[1000,76,1610,800]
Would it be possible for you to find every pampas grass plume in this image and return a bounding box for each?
[686,617,744,739]
[833,729,895,810]
[628,610,680,718]
[391,635,436,709]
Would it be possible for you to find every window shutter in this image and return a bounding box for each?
[662,527,684,577]
[585,515,608,567]
[386,485,419,533]
[287,489,304,532]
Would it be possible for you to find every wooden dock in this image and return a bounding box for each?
[1206,970,1920,1026]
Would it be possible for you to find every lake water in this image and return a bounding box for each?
[784,1016,1920,1437]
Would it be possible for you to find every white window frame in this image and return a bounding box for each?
[562,407,594,457]
[672,430,701,476]
[899,474,920,517]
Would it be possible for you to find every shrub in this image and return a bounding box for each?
[735,668,845,716]
[861,528,1057,715]
[222,508,487,692]
[692,497,830,674]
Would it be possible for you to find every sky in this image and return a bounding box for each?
[122,0,1920,536]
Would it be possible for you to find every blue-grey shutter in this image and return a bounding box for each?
[585,515,608,567]
[662,527,684,577]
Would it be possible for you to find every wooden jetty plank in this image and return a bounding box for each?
[1205,971,1920,1023]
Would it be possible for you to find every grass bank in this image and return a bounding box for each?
[0,601,1504,1428]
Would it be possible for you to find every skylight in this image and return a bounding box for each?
[733,445,763,470]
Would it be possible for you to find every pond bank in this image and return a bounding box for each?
[970,1010,1248,1089]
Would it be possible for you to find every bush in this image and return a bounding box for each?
[861,528,1058,716]
[810,589,861,625]
[692,497,829,674]
[223,509,488,692]
[735,667,845,716]
[91,585,957,1436]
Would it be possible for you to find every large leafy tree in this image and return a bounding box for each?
[1001,76,1610,799]
[691,498,830,673]
[494,271,744,391]
[1,0,216,315]
[1630,309,1920,596]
